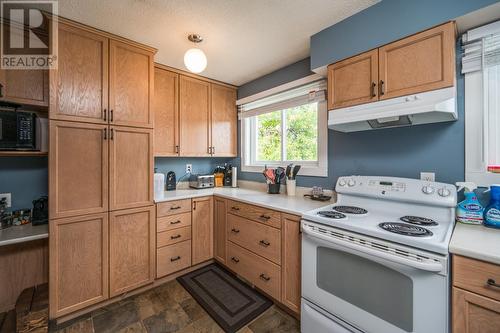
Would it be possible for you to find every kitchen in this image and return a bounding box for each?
[1,0,500,332]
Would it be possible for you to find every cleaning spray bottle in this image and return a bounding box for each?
[456,182,484,225]
[484,185,500,228]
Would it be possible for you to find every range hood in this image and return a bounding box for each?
[328,87,457,132]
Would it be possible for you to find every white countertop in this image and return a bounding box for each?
[155,187,330,216]
[450,223,500,265]
[0,223,49,247]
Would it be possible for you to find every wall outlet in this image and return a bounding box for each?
[0,193,12,208]
[186,164,192,174]
[420,172,435,182]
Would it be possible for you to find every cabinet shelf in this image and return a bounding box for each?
[0,151,48,157]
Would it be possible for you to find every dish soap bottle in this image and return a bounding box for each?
[456,182,484,225]
[484,185,500,228]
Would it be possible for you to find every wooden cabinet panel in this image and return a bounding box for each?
[154,67,179,156]
[157,240,191,278]
[0,69,48,107]
[281,214,301,313]
[192,196,213,265]
[214,197,227,264]
[179,76,211,156]
[454,255,500,302]
[156,199,192,217]
[50,22,108,123]
[49,213,108,318]
[211,84,237,157]
[328,49,378,110]
[109,126,153,211]
[109,206,155,297]
[109,41,154,128]
[157,226,191,248]
[379,22,455,100]
[227,200,281,229]
[453,287,500,333]
[49,121,108,219]
[157,212,191,232]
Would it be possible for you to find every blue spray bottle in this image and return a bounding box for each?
[456,182,484,225]
[484,185,500,228]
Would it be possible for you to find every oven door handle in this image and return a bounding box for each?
[302,226,443,273]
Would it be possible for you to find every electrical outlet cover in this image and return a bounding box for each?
[0,193,12,208]
[186,164,192,173]
[420,172,435,182]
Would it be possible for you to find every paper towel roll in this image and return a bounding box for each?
[154,172,165,199]
[231,166,237,188]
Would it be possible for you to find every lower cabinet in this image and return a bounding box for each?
[214,197,227,264]
[49,213,109,318]
[192,196,214,265]
[281,214,301,313]
[453,287,500,333]
[109,206,155,297]
[157,240,192,278]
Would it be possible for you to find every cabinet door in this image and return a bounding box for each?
[109,40,154,128]
[192,196,214,265]
[49,121,108,219]
[49,213,108,318]
[453,287,500,333]
[50,22,108,124]
[378,22,455,100]
[109,206,155,297]
[281,214,301,313]
[211,84,237,157]
[109,126,153,211]
[328,49,378,110]
[0,69,48,107]
[214,197,227,264]
[154,68,179,156]
[179,76,211,156]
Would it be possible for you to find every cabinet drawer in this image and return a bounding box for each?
[157,226,191,248]
[227,241,281,300]
[454,255,500,302]
[157,212,191,232]
[227,200,281,229]
[157,199,191,217]
[227,214,281,265]
[156,240,191,278]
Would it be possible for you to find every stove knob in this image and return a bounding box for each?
[348,179,356,187]
[438,188,451,197]
[338,179,347,187]
[422,185,435,195]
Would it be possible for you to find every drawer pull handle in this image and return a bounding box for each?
[231,206,240,211]
[259,240,270,247]
[170,206,181,210]
[170,256,181,262]
[170,220,181,225]
[259,274,270,281]
[487,278,500,288]
[260,214,271,220]
[231,228,240,233]
[231,257,240,263]
[171,234,181,240]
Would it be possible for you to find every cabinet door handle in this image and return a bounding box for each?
[170,220,181,225]
[170,206,181,210]
[103,128,107,140]
[193,201,197,210]
[208,146,212,154]
[259,273,270,281]
[170,234,181,240]
[231,206,240,211]
[231,228,240,233]
[231,257,239,263]
[487,278,500,288]
[103,109,107,121]
[380,80,385,96]
[170,256,181,262]
[371,82,376,97]
[259,240,270,247]
[175,145,179,154]
[110,128,114,140]
[0,83,3,98]
[212,146,215,155]
[110,109,114,122]
[260,214,271,220]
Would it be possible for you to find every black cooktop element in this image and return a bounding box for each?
[379,222,433,237]
[318,211,347,219]
[400,215,438,226]
[333,206,368,215]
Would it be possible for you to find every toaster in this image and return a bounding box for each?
[189,174,215,189]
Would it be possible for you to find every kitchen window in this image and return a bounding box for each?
[239,81,328,177]
[462,20,500,186]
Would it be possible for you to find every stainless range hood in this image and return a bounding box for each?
[328,87,457,132]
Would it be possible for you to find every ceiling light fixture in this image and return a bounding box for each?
[184,34,207,74]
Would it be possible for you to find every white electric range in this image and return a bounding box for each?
[300,176,457,333]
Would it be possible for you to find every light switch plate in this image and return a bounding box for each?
[0,193,12,208]
[420,172,435,182]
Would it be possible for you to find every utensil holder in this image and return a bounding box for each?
[268,183,280,194]
[287,179,296,196]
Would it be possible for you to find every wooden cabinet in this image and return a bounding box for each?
[179,76,211,156]
[211,84,237,157]
[327,49,378,110]
[281,214,301,313]
[0,69,49,107]
[157,199,192,217]
[154,67,179,156]
[49,213,109,318]
[379,22,455,100]
[192,196,214,265]
[109,126,153,211]
[109,40,154,128]
[49,121,109,219]
[109,206,155,297]
[453,288,500,333]
[157,240,192,278]
[214,197,227,264]
[50,22,108,123]
[227,200,281,229]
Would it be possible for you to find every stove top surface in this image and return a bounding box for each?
[379,222,434,237]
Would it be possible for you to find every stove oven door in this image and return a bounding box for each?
[301,223,449,333]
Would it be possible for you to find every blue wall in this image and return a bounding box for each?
[310,0,500,69]
[155,157,234,182]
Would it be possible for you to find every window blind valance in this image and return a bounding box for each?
[462,20,500,74]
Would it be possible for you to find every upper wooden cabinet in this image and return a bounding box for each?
[0,69,49,107]
[328,22,455,109]
[154,67,179,156]
[211,84,237,157]
[192,196,214,265]
[327,49,378,110]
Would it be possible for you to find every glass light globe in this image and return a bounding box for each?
[184,48,207,73]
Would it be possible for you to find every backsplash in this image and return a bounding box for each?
[155,157,236,183]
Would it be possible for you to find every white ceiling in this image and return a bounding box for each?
[58,0,378,86]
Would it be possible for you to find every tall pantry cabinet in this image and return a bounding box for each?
[48,18,156,318]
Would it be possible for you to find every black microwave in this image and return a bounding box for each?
[0,110,36,150]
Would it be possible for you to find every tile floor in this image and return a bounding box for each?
[51,280,300,333]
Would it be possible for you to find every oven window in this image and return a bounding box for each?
[317,247,413,332]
